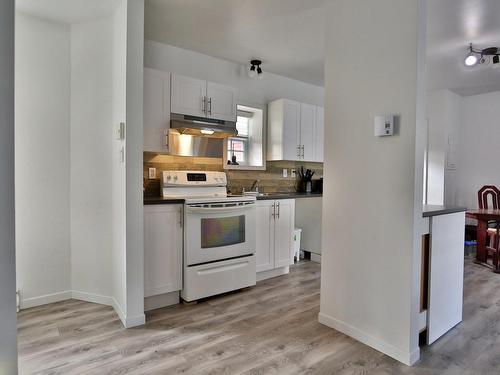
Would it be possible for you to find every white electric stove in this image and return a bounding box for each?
[161,171,256,302]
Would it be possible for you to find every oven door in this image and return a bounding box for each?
[184,201,256,266]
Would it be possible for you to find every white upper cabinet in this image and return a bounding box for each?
[267,98,324,162]
[170,74,207,118]
[315,106,325,162]
[143,68,170,152]
[171,74,236,122]
[206,81,237,122]
[300,103,316,162]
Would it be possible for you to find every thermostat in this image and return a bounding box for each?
[374,115,395,137]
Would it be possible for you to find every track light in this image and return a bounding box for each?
[465,43,500,68]
[248,59,263,79]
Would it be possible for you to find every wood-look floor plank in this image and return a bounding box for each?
[18,258,500,375]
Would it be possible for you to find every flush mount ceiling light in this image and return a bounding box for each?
[248,59,264,80]
[464,43,500,68]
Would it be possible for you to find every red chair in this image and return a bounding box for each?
[478,185,500,265]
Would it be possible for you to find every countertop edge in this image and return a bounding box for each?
[144,198,185,205]
[422,205,468,218]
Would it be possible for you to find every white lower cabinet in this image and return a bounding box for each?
[255,199,295,274]
[144,204,183,298]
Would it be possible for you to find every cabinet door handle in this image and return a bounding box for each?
[277,201,280,219]
[179,207,183,228]
[272,202,275,218]
[297,145,301,158]
[301,145,305,159]
[208,97,212,115]
[202,96,207,114]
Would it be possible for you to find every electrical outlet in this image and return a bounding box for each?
[291,169,296,178]
[148,168,156,179]
[282,169,288,178]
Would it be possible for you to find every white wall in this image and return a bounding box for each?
[319,0,426,365]
[454,91,500,209]
[144,40,324,108]
[15,12,72,308]
[70,15,114,302]
[125,0,146,326]
[0,0,18,372]
[112,0,128,323]
[426,89,462,205]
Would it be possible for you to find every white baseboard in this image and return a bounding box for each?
[20,290,72,310]
[124,313,146,328]
[318,312,420,366]
[20,289,145,329]
[144,291,180,311]
[311,253,322,263]
[257,266,289,282]
[72,290,115,307]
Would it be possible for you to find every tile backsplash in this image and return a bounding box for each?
[144,152,323,197]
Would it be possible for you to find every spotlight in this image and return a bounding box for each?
[465,53,478,66]
[492,55,500,68]
[248,65,257,78]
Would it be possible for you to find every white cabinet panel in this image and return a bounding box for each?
[143,68,170,152]
[144,204,183,297]
[300,103,316,161]
[282,100,301,160]
[274,199,295,268]
[315,106,324,162]
[427,212,465,344]
[206,81,236,122]
[171,74,206,117]
[255,200,275,272]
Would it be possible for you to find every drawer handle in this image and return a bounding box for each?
[197,261,250,275]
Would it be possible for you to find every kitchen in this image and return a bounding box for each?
[141,38,325,308]
[6,0,491,373]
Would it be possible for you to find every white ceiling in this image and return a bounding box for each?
[16,0,120,24]
[427,0,500,96]
[144,0,326,86]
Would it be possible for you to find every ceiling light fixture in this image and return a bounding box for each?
[248,59,264,79]
[465,43,500,68]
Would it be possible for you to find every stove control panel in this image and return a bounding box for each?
[162,171,227,186]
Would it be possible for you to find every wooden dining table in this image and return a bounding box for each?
[466,209,500,273]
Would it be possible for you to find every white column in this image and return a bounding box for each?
[319,0,427,365]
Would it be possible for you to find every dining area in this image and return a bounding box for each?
[466,185,500,273]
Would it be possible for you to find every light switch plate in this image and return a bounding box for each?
[148,168,156,179]
[282,169,288,178]
[291,169,296,178]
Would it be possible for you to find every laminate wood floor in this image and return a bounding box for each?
[18,257,500,375]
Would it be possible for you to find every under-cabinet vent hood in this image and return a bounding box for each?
[170,113,237,138]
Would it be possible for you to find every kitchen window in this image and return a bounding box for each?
[225,104,265,170]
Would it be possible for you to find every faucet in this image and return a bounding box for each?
[250,179,260,193]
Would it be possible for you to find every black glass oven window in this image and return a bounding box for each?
[201,215,245,248]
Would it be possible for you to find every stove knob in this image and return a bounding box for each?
[173,175,178,181]
[166,174,171,180]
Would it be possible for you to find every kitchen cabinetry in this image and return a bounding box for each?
[143,68,170,152]
[171,74,236,122]
[144,204,183,298]
[267,99,324,162]
[255,199,295,273]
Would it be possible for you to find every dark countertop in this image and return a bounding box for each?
[256,192,322,200]
[144,196,185,205]
[422,205,467,218]
[144,192,322,205]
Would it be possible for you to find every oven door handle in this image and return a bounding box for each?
[186,204,255,214]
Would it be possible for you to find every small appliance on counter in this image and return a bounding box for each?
[161,170,256,302]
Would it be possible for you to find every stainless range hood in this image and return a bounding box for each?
[170,113,238,138]
[168,113,237,157]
